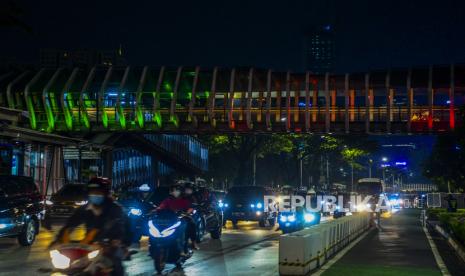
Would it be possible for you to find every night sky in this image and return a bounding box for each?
[2,0,465,72]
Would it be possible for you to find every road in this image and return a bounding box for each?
[0,221,281,276]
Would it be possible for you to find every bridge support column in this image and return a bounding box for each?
[331,89,336,122]
[294,80,300,124]
[187,66,200,126]
[428,65,434,132]
[349,89,355,121]
[228,69,236,129]
[325,73,330,133]
[386,71,392,133]
[246,68,253,129]
[449,64,455,130]
[305,72,311,132]
[285,71,291,131]
[407,69,413,133]
[102,149,113,180]
[208,67,218,127]
[265,70,272,130]
[275,83,282,123]
[365,73,370,134]
[312,84,318,123]
[344,74,350,134]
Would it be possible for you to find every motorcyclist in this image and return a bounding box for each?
[52,177,129,275]
[157,184,195,254]
[158,184,192,213]
[182,182,199,250]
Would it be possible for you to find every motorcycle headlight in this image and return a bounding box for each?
[218,202,224,208]
[256,203,263,209]
[161,221,181,237]
[224,203,229,208]
[149,221,181,238]
[304,213,315,222]
[75,200,88,206]
[50,250,70,269]
[129,208,142,216]
[288,215,296,222]
[87,249,99,259]
[250,204,255,208]
[45,200,54,206]
[148,221,161,238]
[280,216,287,222]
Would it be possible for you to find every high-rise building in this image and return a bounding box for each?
[305,25,335,74]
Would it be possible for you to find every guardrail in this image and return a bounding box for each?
[279,213,371,275]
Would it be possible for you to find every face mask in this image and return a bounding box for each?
[88,194,105,205]
[172,190,181,198]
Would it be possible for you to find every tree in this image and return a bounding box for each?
[200,134,293,187]
[423,107,465,192]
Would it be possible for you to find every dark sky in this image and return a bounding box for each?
[2,0,465,72]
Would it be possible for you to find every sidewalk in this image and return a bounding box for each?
[321,209,442,276]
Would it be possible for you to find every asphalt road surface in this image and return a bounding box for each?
[0,221,281,276]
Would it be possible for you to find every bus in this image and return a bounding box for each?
[356,178,385,212]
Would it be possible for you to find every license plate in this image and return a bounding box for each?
[232,212,245,217]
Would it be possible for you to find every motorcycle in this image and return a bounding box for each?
[148,210,193,274]
[42,241,124,276]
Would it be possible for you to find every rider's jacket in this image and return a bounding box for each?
[56,198,129,245]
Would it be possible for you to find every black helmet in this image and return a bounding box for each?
[87,177,112,195]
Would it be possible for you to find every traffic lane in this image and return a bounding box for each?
[0,221,279,275]
[125,221,280,275]
[322,209,442,276]
[0,216,332,275]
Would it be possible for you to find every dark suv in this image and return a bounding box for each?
[0,175,44,246]
[223,186,277,228]
[45,184,88,219]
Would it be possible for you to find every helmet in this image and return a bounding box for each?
[87,177,112,195]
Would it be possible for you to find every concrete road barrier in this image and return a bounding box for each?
[279,213,371,275]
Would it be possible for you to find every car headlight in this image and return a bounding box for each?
[129,208,142,216]
[288,215,296,222]
[50,250,70,269]
[45,200,54,206]
[304,213,315,222]
[75,200,88,206]
[256,203,263,209]
[255,211,262,216]
[88,249,99,259]
[280,216,287,222]
[224,203,229,207]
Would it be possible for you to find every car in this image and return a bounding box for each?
[45,184,88,219]
[223,186,277,228]
[0,175,44,246]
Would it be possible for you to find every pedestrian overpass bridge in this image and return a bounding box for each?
[0,64,463,134]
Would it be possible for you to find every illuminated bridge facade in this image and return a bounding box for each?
[0,64,463,134]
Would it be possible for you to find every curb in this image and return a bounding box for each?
[434,224,465,264]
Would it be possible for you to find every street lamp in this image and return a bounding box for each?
[382,157,388,162]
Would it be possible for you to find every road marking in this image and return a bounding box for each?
[422,226,451,276]
[311,227,375,276]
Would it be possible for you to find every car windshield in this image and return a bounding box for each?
[56,185,87,197]
[0,176,35,196]
[227,186,265,201]
[357,182,383,195]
